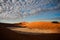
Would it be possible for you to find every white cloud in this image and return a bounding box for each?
[0,0,60,22]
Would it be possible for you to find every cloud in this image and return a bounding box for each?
[23,0,60,17]
[0,0,60,20]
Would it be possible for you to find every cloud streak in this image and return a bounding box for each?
[0,0,60,21]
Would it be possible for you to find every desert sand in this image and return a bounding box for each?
[15,22,60,33]
[17,22,60,29]
[0,27,60,40]
[0,22,60,40]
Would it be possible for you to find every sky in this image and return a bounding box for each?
[0,0,60,23]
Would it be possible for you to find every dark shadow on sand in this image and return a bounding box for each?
[0,27,60,40]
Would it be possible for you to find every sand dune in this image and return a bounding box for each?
[16,22,60,33]
[0,22,60,40]
[0,27,60,40]
[17,22,60,29]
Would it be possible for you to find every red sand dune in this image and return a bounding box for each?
[16,22,60,33]
[17,22,60,30]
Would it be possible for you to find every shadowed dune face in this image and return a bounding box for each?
[16,22,29,27]
[0,27,60,40]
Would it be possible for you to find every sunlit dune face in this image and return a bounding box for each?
[26,22,60,29]
[16,22,60,33]
[17,22,60,29]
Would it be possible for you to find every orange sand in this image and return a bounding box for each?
[17,22,60,30]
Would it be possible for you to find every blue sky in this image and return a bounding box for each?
[22,10,60,22]
[0,0,60,23]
